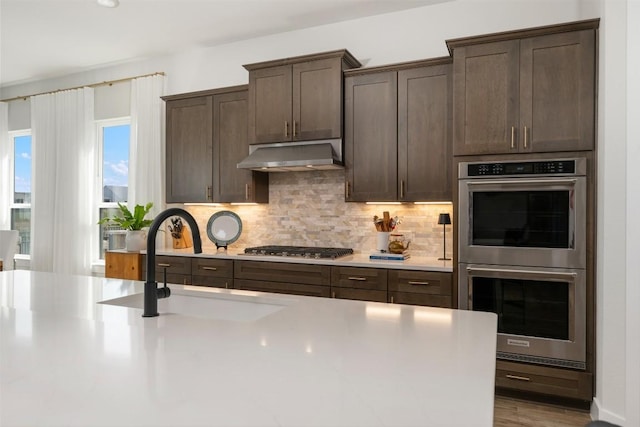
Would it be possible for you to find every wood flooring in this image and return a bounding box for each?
[494,396,593,427]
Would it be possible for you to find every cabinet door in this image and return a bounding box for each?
[166,96,213,202]
[248,65,292,144]
[213,90,268,203]
[453,40,520,155]
[398,65,452,201]
[142,255,191,285]
[388,270,452,308]
[191,258,233,289]
[345,71,398,201]
[519,30,595,152]
[292,58,343,141]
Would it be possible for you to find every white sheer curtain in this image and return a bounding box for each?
[0,103,10,230]
[30,88,95,275]
[129,74,165,218]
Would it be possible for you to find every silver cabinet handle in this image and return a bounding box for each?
[408,281,430,286]
[201,266,217,271]
[293,120,297,138]
[157,263,171,268]
[284,121,289,138]
[506,374,531,382]
[510,126,516,149]
[523,125,528,149]
[348,277,367,281]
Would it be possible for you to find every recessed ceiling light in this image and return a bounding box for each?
[97,0,119,8]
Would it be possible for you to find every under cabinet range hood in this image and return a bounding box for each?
[237,140,343,172]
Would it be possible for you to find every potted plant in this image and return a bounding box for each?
[98,202,154,252]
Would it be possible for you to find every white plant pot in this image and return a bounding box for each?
[125,230,147,252]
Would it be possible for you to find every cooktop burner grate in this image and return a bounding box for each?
[243,245,353,259]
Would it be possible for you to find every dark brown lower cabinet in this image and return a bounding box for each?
[234,260,331,297]
[191,258,233,289]
[388,270,452,308]
[234,279,330,298]
[496,360,593,402]
[330,266,387,302]
[141,255,191,285]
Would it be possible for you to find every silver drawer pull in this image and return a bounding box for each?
[157,263,171,268]
[347,277,367,281]
[408,281,430,286]
[201,266,218,271]
[506,374,531,382]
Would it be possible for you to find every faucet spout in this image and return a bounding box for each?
[143,208,202,317]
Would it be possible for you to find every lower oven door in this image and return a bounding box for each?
[459,263,586,370]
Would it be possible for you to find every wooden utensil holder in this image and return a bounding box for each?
[172,227,193,249]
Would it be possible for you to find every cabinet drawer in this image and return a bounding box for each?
[234,261,331,286]
[142,255,191,275]
[331,267,387,291]
[331,287,387,303]
[142,255,191,285]
[191,276,233,289]
[388,270,451,296]
[389,292,452,308]
[235,279,330,298]
[191,258,233,278]
[496,360,593,401]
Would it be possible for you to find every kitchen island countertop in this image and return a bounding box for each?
[1,270,495,427]
[139,248,454,272]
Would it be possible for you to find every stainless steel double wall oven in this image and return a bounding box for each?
[458,158,587,369]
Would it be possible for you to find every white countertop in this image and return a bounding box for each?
[138,248,454,272]
[1,270,495,427]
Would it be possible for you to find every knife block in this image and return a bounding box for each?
[172,227,193,249]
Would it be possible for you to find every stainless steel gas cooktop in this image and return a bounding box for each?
[243,245,353,259]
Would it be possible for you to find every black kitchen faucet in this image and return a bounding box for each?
[143,208,202,317]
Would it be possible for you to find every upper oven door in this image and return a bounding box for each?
[459,175,586,269]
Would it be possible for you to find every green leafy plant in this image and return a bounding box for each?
[97,202,154,230]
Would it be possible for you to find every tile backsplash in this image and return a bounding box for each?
[180,170,453,257]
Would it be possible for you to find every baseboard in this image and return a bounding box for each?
[591,397,626,426]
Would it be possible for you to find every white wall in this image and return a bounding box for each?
[1,0,581,99]
[625,1,640,426]
[5,0,638,424]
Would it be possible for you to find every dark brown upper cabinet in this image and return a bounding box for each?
[164,94,213,203]
[447,19,598,156]
[344,58,452,202]
[244,50,361,145]
[163,86,268,204]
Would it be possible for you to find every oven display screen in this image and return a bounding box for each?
[472,190,571,248]
[472,277,570,341]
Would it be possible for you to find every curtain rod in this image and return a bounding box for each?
[0,72,165,103]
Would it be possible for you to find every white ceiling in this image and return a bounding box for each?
[0,0,441,88]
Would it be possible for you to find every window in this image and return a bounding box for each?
[10,131,32,256]
[97,119,130,260]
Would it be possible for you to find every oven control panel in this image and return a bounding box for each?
[466,160,576,176]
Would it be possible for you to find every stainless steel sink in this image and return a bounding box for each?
[99,287,291,322]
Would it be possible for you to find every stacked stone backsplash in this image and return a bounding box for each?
[181,170,453,258]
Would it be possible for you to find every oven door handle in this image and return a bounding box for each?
[466,266,578,280]
[465,178,577,186]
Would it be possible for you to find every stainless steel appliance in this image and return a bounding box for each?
[244,245,353,259]
[459,264,586,369]
[458,158,586,269]
[458,158,588,370]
